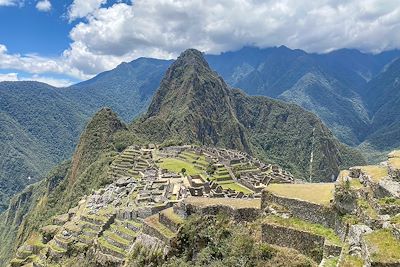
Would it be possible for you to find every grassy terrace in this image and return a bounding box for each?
[158,158,203,176]
[218,181,253,194]
[364,229,400,263]
[267,183,334,206]
[185,196,261,209]
[388,150,400,169]
[145,215,176,239]
[263,215,342,246]
[356,165,388,182]
[98,236,126,256]
[162,208,185,224]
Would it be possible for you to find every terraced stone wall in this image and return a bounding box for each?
[176,203,260,222]
[261,191,347,238]
[262,223,324,263]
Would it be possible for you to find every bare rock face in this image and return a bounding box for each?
[347,224,372,256]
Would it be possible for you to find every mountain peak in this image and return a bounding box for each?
[146,48,226,118]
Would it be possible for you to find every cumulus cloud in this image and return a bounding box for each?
[0,44,90,80]
[0,72,73,87]
[3,0,400,82]
[36,0,51,12]
[0,0,20,6]
[62,0,400,76]
[68,0,107,21]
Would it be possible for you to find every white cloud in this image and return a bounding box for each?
[63,0,400,76]
[68,0,107,21]
[0,0,20,6]
[0,73,19,81]
[0,44,90,80]
[0,72,73,87]
[36,0,51,12]
[3,0,400,81]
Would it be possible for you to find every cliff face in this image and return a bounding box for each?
[134,49,364,181]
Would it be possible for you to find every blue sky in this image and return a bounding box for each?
[1,0,400,87]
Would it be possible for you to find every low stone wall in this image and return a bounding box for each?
[142,220,174,245]
[261,223,324,263]
[262,191,337,228]
[159,212,181,232]
[178,203,260,222]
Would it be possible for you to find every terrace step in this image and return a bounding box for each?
[159,207,184,233]
[97,237,127,259]
[110,224,138,241]
[143,214,177,244]
[102,230,130,250]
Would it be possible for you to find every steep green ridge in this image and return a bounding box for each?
[0,81,88,211]
[362,58,400,150]
[132,49,364,181]
[0,108,126,265]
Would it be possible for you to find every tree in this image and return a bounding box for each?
[181,168,187,175]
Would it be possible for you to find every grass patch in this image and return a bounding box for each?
[356,165,388,182]
[162,208,185,224]
[103,230,130,245]
[145,215,176,239]
[364,229,400,263]
[323,256,339,267]
[185,197,260,209]
[264,215,342,246]
[388,150,400,169]
[219,182,253,194]
[98,236,126,255]
[357,199,378,219]
[158,158,202,176]
[267,183,334,206]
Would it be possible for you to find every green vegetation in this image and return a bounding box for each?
[356,165,388,182]
[357,199,378,219]
[264,215,342,246]
[145,215,176,239]
[161,214,316,267]
[218,181,253,194]
[185,197,260,209]
[267,183,334,206]
[378,197,400,206]
[364,229,400,263]
[158,158,203,176]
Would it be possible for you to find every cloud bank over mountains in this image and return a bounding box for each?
[1,0,400,86]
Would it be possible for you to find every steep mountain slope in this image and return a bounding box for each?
[67,58,172,122]
[363,58,400,150]
[0,108,126,265]
[133,49,364,181]
[207,47,400,147]
[0,81,88,211]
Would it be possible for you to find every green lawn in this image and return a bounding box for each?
[158,158,203,175]
[219,181,253,194]
[267,183,334,206]
[364,229,400,263]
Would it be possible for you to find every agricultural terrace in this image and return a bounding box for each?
[266,183,334,206]
[355,165,388,182]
